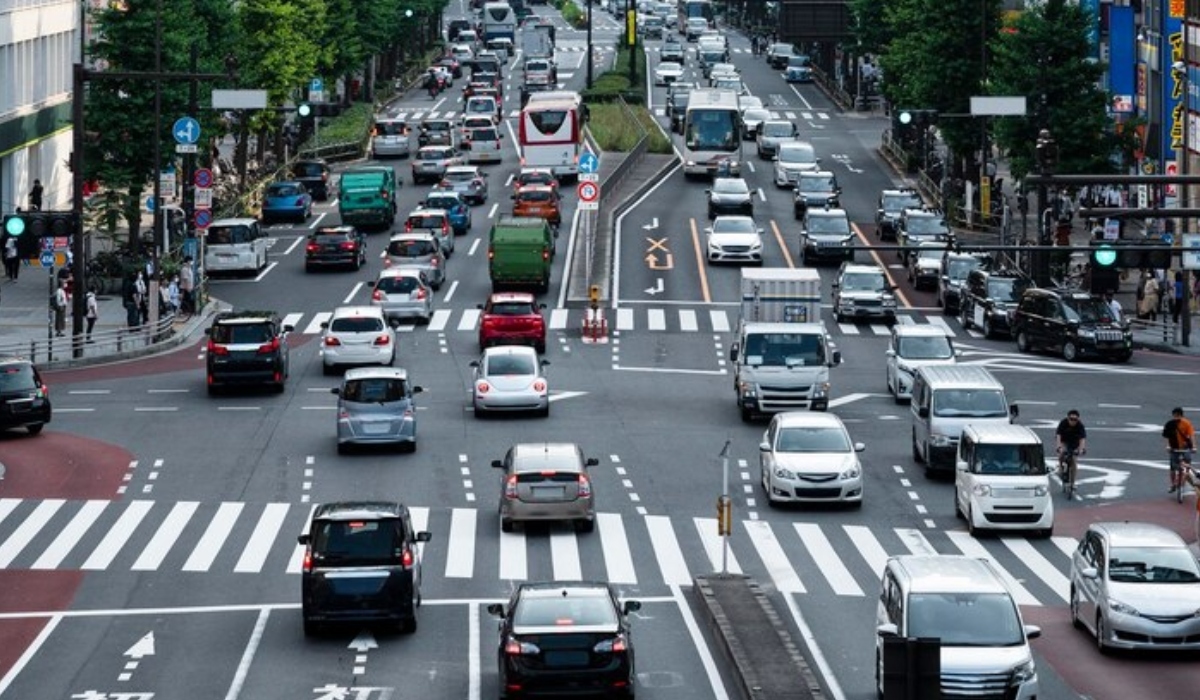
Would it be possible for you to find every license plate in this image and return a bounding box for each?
[362,423,391,435]
[532,486,565,499]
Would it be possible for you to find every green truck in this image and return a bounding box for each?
[337,166,397,229]
[488,217,555,292]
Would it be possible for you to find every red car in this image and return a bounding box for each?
[478,293,547,353]
[513,168,559,194]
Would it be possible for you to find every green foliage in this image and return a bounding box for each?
[309,102,374,147]
[321,0,365,78]
[988,0,1112,178]
[849,0,889,56]
[587,103,670,154]
[561,2,586,29]
[236,0,326,111]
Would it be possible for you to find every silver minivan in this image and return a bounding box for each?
[371,117,411,158]
[910,365,1017,474]
[385,233,446,290]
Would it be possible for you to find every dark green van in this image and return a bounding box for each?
[488,217,555,293]
[338,166,397,229]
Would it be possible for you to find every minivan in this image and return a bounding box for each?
[371,117,411,159]
[204,218,268,275]
[876,555,1041,700]
[954,423,1053,538]
[910,365,1017,474]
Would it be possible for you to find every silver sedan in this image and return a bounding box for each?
[370,268,433,325]
[332,367,423,454]
[470,345,550,417]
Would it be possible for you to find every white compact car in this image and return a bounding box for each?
[321,306,396,375]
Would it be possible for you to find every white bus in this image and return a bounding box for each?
[681,88,742,178]
[481,2,517,43]
[519,91,583,179]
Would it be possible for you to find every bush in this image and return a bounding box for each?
[561,2,586,28]
[586,102,671,154]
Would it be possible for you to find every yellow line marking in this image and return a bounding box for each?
[690,218,711,303]
[853,222,913,309]
[769,220,796,268]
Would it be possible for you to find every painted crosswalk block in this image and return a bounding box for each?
[0,497,1078,605]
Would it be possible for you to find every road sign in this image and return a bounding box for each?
[310,78,324,93]
[40,251,55,267]
[145,196,157,212]
[41,238,54,253]
[194,188,213,209]
[578,152,599,175]
[579,173,599,183]
[194,168,214,188]
[1162,232,1174,245]
[175,144,198,154]
[577,181,599,203]
[1184,233,1200,270]
[194,209,213,229]
[172,116,200,145]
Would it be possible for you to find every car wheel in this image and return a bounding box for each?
[1095,614,1110,655]
[1070,587,1085,630]
[500,516,514,533]
[740,405,753,422]
[398,614,417,634]
[539,404,550,418]
[322,363,335,376]
[303,617,321,637]
[337,442,349,456]
[935,289,944,307]
[959,304,972,329]
[967,505,980,537]
[875,650,884,700]
[912,429,923,463]
[26,423,44,435]
[535,342,546,355]
[474,404,486,419]
[1016,331,1031,353]
[274,380,286,394]
[1062,340,1079,362]
[981,316,993,339]
[575,518,595,533]
[954,492,963,519]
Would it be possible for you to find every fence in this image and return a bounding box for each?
[0,313,178,367]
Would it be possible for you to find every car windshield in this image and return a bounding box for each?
[311,519,402,566]
[897,335,953,360]
[268,184,301,197]
[743,109,771,123]
[513,593,618,628]
[408,216,445,228]
[342,378,407,403]
[485,354,537,375]
[775,426,851,453]
[840,272,886,292]
[713,179,748,195]
[712,218,756,235]
[778,144,815,164]
[0,364,37,391]
[444,171,476,183]
[420,148,454,160]
[330,316,384,333]
[905,216,948,235]
[948,258,983,281]
[883,193,923,214]
[210,323,273,344]
[799,176,836,193]
[313,233,351,245]
[375,275,421,294]
[1062,297,1116,324]
[932,389,1008,418]
[974,444,1047,475]
[762,122,793,137]
[743,333,825,367]
[987,278,1029,303]
[806,215,850,235]
[389,239,437,256]
[1108,547,1200,583]
[906,593,1024,646]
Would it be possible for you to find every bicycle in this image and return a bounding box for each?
[1169,449,1193,504]
[1058,447,1081,501]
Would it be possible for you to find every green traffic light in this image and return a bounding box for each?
[4,215,25,236]
[1093,245,1117,267]
[297,103,312,118]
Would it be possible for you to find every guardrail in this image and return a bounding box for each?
[0,313,178,367]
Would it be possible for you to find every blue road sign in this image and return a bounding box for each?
[310,78,324,93]
[145,196,157,212]
[194,209,213,229]
[1162,232,1174,245]
[40,252,55,267]
[173,116,201,145]
[579,152,599,174]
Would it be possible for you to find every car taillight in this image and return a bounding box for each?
[373,335,391,346]
[542,248,550,261]
[295,196,306,205]
[207,340,229,356]
[593,634,627,654]
[473,178,484,187]
[533,379,546,392]
[36,384,48,399]
[430,257,440,267]
[415,287,428,300]
[488,247,494,260]
[405,221,413,232]
[302,549,313,572]
[257,338,281,354]
[339,241,357,250]
[400,546,414,568]
[504,474,517,499]
[477,380,491,394]
[578,474,592,498]
[380,188,389,200]
[321,172,328,181]
[323,336,341,346]
[439,179,451,188]
[505,636,539,655]
[306,243,319,253]
[372,289,384,301]
[442,221,450,235]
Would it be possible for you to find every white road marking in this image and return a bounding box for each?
[598,512,637,584]
[83,501,154,570]
[445,508,477,578]
[182,502,244,572]
[131,501,200,571]
[744,520,805,592]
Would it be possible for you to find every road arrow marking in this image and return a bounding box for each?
[549,390,589,403]
[645,278,665,295]
[645,252,674,270]
[642,217,659,230]
[348,630,379,652]
[124,632,155,659]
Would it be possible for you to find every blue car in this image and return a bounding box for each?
[785,55,813,83]
[421,190,472,235]
[261,181,312,224]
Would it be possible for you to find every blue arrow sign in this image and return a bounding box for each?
[145,196,157,213]
[579,152,599,175]
[1162,232,1174,245]
[173,116,200,145]
[40,252,55,267]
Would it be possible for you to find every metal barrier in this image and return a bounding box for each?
[0,313,178,366]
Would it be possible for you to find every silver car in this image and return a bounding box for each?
[757,120,798,159]
[411,145,462,185]
[1070,521,1200,652]
[470,345,550,418]
[385,233,446,290]
[759,411,865,506]
[370,268,433,325]
[773,141,820,187]
[332,368,423,454]
[371,118,411,158]
[463,126,503,165]
[320,305,396,375]
[404,208,455,257]
[493,442,600,533]
[436,165,488,205]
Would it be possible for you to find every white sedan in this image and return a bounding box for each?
[654,61,684,86]
[705,215,763,265]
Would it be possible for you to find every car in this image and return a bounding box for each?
[460,113,497,141]
[437,165,489,205]
[370,267,434,325]
[487,582,640,697]
[0,356,51,436]
[897,208,952,260]
[799,208,855,265]
[418,118,456,147]
[832,262,897,324]
[766,42,796,69]
[773,141,820,187]
[937,251,989,314]
[371,117,411,158]
[478,292,547,352]
[784,54,813,82]
[959,268,1033,339]
[205,311,292,395]
[875,188,924,241]
[756,120,798,159]
[420,190,472,235]
[464,95,502,123]
[458,28,480,46]
[640,14,665,38]
[705,62,738,82]
[485,38,515,61]
[711,76,746,94]
[436,55,462,79]
[448,19,473,42]
[492,442,601,530]
[512,185,563,228]
[260,181,312,224]
[470,71,504,96]
[297,501,431,635]
[513,168,559,194]
[885,325,958,401]
[660,36,685,62]
[759,411,865,507]
[331,368,423,453]
[462,125,503,165]
[473,51,504,77]
[290,159,332,201]
[471,345,551,418]
[411,145,463,185]
[907,241,948,291]
[305,225,366,272]
[462,80,495,99]
[320,306,395,375]
[522,57,557,88]
[741,108,771,140]
[667,90,690,133]
[385,232,446,289]
[706,177,753,218]
[449,41,475,62]
[739,96,765,114]
[705,215,764,265]
[405,208,455,257]
[1012,288,1133,362]
[653,60,684,85]
[792,171,841,219]
[1069,521,1200,652]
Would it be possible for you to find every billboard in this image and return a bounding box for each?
[1162,2,1184,163]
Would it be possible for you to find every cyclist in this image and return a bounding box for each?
[1055,410,1087,496]
[1163,407,1196,493]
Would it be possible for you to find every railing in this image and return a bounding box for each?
[0,313,178,367]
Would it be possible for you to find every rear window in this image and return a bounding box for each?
[485,354,536,375]
[310,519,403,566]
[408,215,446,228]
[341,378,407,403]
[518,191,554,203]
[210,322,274,344]
[375,121,406,136]
[207,224,254,245]
[376,275,421,293]
[470,128,499,140]
[444,170,475,183]
[423,121,451,132]
[330,316,385,333]
[425,196,459,210]
[0,364,37,392]
[389,239,437,256]
[268,184,302,197]
[488,302,536,316]
[420,148,454,160]
[513,594,618,627]
[312,233,351,245]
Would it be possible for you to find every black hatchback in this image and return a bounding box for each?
[298,501,432,635]
[305,226,366,272]
[291,159,332,201]
[0,357,51,436]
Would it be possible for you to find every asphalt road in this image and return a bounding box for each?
[2,5,1199,700]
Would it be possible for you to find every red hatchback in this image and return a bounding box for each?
[478,293,547,353]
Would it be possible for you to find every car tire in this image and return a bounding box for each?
[274,381,286,394]
[954,493,964,519]
[500,516,514,533]
[535,342,546,354]
[337,443,349,456]
[1016,331,1031,353]
[740,405,753,422]
[474,404,486,419]
[967,505,980,538]
[303,617,321,637]
[959,304,972,330]
[1095,614,1110,655]
[322,363,335,377]
[1070,587,1085,630]
[398,614,417,634]
[1062,340,1079,362]
[24,423,44,436]
[912,429,923,463]
[981,315,994,339]
[575,518,595,533]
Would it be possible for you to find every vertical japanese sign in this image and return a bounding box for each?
[1163,0,1185,163]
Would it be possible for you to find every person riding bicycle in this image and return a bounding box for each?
[1163,407,1196,493]
[1055,410,1087,491]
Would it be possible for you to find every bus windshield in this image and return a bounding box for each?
[686,110,738,151]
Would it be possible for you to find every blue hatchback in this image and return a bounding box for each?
[262,181,312,224]
[421,190,472,235]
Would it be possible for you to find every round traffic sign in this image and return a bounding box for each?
[145,196,157,212]
[194,209,213,229]
[194,167,214,188]
[577,181,600,203]
[40,252,55,267]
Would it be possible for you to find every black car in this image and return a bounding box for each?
[666,91,690,133]
[291,159,332,201]
[1012,288,1133,362]
[800,208,855,265]
[937,252,989,314]
[487,581,641,699]
[0,356,51,436]
[298,501,432,635]
[205,312,293,394]
[875,188,923,241]
[897,208,952,261]
[305,226,366,272]
[448,18,472,42]
[959,269,1033,339]
[793,171,841,219]
[706,177,753,218]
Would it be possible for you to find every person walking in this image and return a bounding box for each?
[122,273,140,328]
[179,256,195,314]
[1171,270,1185,323]
[29,180,43,212]
[134,271,148,326]
[53,279,69,337]
[3,234,18,281]
[84,289,99,342]
[1138,271,1160,320]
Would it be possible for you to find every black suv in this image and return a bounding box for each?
[291,159,331,201]
[800,208,855,265]
[0,357,51,436]
[205,312,293,394]
[706,177,754,218]
[793,171,841,219]
[298,501,432,635]
[875,189,923,241]
[305,226,366,272]
[448,18,472,42]
[897,208,952,261]
[937,252,989,314]
[959,269,1033,339]
[1013,288,1132,362]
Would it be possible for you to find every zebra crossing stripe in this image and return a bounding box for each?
[234,503,291,573]
[679,309,699,332]
[428,309,452,332]
[1000,537,1069,603]
[282,313,304,331]
[785,112,796,119]
[83,500,154,571]
[182,502,244,573]
[694,517,742,574]
[838,323,860,335]
[896,315,915,325]
[645,515,691,586]
[843,525,889,579]
[597,512,637,584]
[33,500,109,570]
[710,310,731,333]
[551,529,583,581]
[499,528,527,581]
[288,504,321,574]
[445,508,477,578]
[549,308,569,330]
[744,519,805,593]
[0,499,65,568]
[794,523,862,596]
[303,312,331,335]
[647,309,667,331]
[0,499,19,530]
[616,308,634,331]
[1051,536,1077,559]
[926,315,956,336]
[818,113,830,120]
[133,501,200,571]
[946,530,1039,606]
[896,527,937,555]
[457,308,481,332]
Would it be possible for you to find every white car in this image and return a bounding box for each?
[759,411,865,506]
[739,95,765,113]
[705,215,763,265]
[654,61,684,86]
[773,141,820,187]
[450,43,475,63]
[884,325,957,401]
[470,345,550,418]
[320,306,396,375]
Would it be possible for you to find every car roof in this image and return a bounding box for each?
[377,267,427,280]
[772,411,847,430]
[343,366,410,382]
[889,555,1010,594]
[1089,522,1189,548]
[312,225,357,236]
[489,292,537,304]
[417,145,454,154]
[799,170,835,179]
[712,215,755,225]
[407,208,447,218]
[484,344,540,359]
[960,423,1040,445]
[390,231,438,242]
[330,305,385,320]
[516,581,613,598]
[446,165,480,174]
[510,442,585,469]
[313,501,406,521]
[840,263,884,275]
[806,208,848,218]
[516,184,556,194]
[0,356,34,367]
[892,324,950,338]
[212,311,277,325]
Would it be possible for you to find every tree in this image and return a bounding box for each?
[849,0,891,57]
[987,0,1112,179]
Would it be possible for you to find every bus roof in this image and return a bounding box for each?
[686,88,739,110]
[524,90,582,108]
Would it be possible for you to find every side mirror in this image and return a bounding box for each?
[1009,403,1020,418]
[876,623,899,638]
[297,533,310,545]
[283,325,295,333]
[918,406,930,418]
[1024,625,1042,640]
[1081,566,1099,580]
[412,386,424,394]
[486,603,505,617]
[830,349,842,366]
[622,600,642,614]
[538,303,547,309]
[330,387,341,395]
[477,303,485,309]
[956,459,968,471]
[320,322,329,330]
[540,359,551,367]
[469,360,480,368]
[585,457,599,467]
[728,345,738,362]
[491,460,505,469]
[885,349,895,358]
[415,531,432,543]
[854,443,866,452]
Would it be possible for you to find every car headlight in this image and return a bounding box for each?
[930,433,953,447]
[1010,659,1037,684]
[749,241,763,251]
[773,466,796,480]
[883,297,897,307]
[811,382,830,398]
[972,483,992,497]
[686,160,696,168]
[1077,328,1095,339]
[1107,598,1139,616]
[738,382,757,398]
[840,463,861,479]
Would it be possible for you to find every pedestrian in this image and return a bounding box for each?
[134,271,148,326]
[179,256,195,314]
[3,234,18,281]
[29,179,43,212]
[1171,270,1185,323]
[53,279,69,337]
[122,273,140,328]
[167,275,181,316]
[1104,291,1123,323]
[1138,271,1160,320]
[85,289,98,342]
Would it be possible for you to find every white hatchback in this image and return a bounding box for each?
[320,306,396,375]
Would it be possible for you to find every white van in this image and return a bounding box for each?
[464,95,501,123]
[954,423,1054,538]
[876,555,1041,700]
[204,218,268,275]
[910,365,1017,474]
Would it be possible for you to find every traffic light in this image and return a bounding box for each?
[2,211,77,257]
[1091,242,1118,268]
[1115,239,1172,269]
[297,103,313,119]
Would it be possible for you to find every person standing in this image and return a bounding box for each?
[1171,271,1185,323]
[85,289,99,342]
[29,180,43,212]
[53,279,69,337]
[1104,291,1123,323]
[122,273,139,328]
[179,256,195,314]
[134,271,148,326]
[3,235,18,281]
[1138,271,1160,320]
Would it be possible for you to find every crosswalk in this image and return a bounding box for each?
[654,108,830,122]
[0,497,1076,604]
[279,307,983,338]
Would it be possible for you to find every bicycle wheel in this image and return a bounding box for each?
[1066,457,1076,500]
[1178,466,1185,504]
